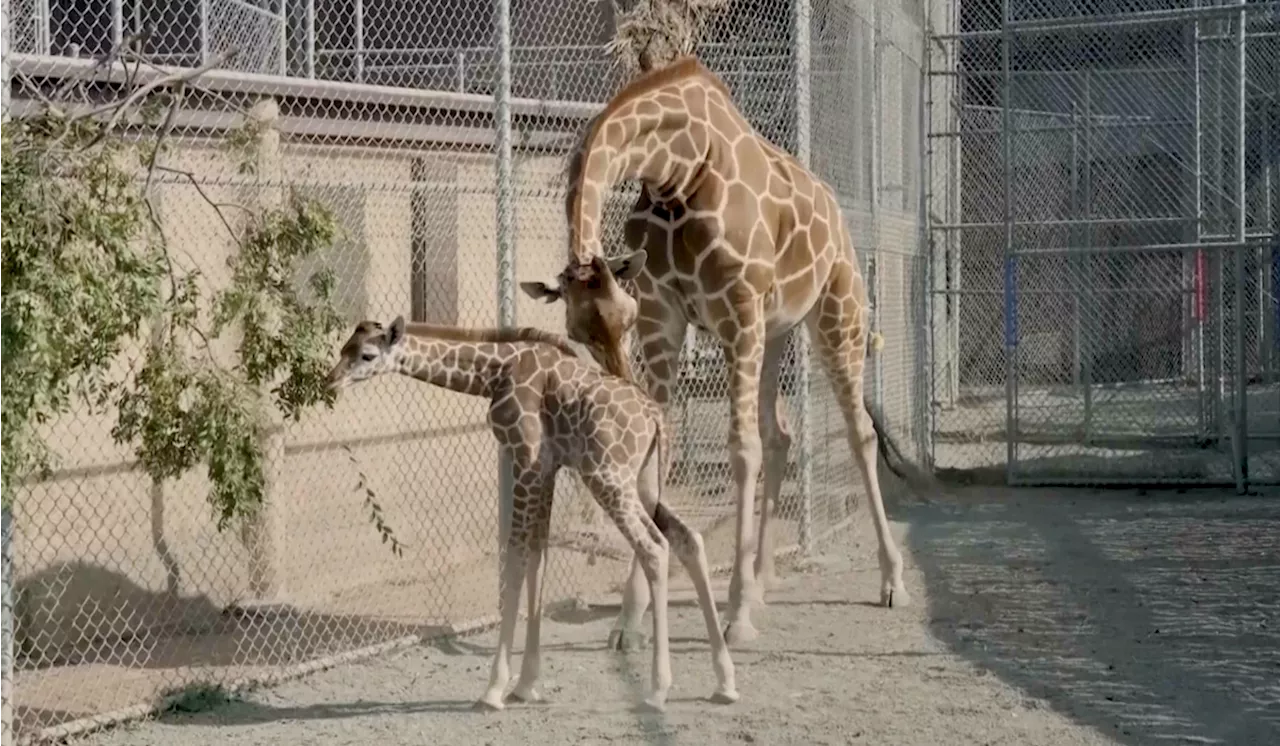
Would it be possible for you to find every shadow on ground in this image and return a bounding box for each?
[905,485,1280,745]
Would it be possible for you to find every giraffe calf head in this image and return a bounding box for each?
[519,250,647,369]
[326,315,408,392]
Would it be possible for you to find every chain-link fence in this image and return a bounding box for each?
[1,0,936,740]
[928,0,1279,486]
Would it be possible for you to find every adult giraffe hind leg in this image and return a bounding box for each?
[722,311,767,646]
[608,300,686,653]
[755,336,794,598]
[806,261,909,609]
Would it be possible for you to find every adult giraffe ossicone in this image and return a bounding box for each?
[522,56,911,648]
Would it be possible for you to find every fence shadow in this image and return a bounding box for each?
[11,560,462,739]
[905,486,1280,745]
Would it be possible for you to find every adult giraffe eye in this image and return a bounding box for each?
[361,352,377,362]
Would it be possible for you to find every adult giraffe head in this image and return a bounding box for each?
[519,250,648,380]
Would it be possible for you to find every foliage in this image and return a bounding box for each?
[0,49,347,535]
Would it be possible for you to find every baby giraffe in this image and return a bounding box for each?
[324,316,738,711]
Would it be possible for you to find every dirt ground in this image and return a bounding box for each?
[74,485,1280,746]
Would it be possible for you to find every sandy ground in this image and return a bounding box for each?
[74,485,1280,746]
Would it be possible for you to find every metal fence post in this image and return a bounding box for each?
[494,0,516,553]
[200,0,210,63]
[111,0,123,50]
[3,0,16,738]
[305,0,315,78]
[355,0,365,83]
[871,6,885,417]
[792,0,813,556]
[1001,0,1017,481]
[1232,0,1248,491]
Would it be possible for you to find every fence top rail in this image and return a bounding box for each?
[9,53,604,121]
[935,0,1280,40]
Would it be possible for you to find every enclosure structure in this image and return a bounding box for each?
[928,0,1279,487]
[1,0,938,740]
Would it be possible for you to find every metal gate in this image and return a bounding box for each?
[928,0,1279,488]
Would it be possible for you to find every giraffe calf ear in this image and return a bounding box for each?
[386,315,407,346]
[520,281,562,304]
[608,250,647,281]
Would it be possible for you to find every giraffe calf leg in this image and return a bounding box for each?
[608,555,652,652]
[654,504,739,705]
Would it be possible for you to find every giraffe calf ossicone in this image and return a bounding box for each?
[325,316,738,711]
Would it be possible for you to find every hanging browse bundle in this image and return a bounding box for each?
[604,0,732,78]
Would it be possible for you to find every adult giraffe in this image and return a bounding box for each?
[521,56,910,646]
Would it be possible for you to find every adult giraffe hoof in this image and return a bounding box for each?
[473,693,506,712]
[723,620,760,646]
[607,628,650,652]
[709,688,740,705]
[638,694,668,713]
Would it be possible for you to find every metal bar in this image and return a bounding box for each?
[306,0,315,78]
[278,0,287,75]
[1081,71,1094,440]
[1,508,12,746]
[9,53,603,119]
[355,0,365,83]
[1,15,12,746]
[36,0,50,55]
[200,0,210,64]
[1233,0,1249,491]
[792,0,814,557]
[1071,99,1082,388]
[931,216,1193,231]
[1261,69,1276,386]
[946,0,963,414]
[111,0,123,50]
[930,119,1198,137]
[942,2,1280,39]
[871,7,884,418]
[1002,0,1017,481]
[1192,14,1208,438]
[1010,239,1260,256]
[494,0,515,550]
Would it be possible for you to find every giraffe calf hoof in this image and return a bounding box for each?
[473,694,505,712]
[881,585,911,609]
[506,687,545,705]
[723,620,760,647]
[607,628,650,652]
[638,694,668,713]
[709,688,740,705]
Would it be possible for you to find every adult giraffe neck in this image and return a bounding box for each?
[565,57,727,264]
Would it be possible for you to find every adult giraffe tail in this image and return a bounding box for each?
[860,332,934,496]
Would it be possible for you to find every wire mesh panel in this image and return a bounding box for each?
[2,0,935,741]
[927,0,1279,486]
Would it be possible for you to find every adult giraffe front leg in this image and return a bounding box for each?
[609,297,687,652]
[722,307,767,646]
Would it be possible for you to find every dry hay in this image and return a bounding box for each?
[604,0,732,77]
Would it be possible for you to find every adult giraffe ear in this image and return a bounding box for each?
[607,250,647,282]
[520,281,562,304]
[386,315,407,346]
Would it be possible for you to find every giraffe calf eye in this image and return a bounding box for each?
[361,352,377,362]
